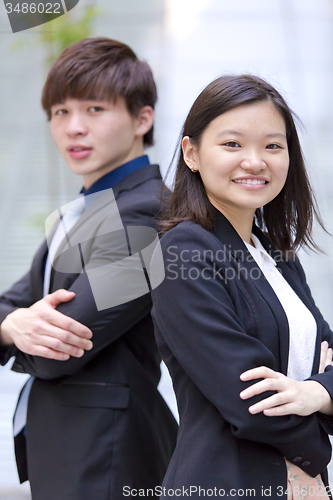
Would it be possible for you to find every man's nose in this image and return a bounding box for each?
[66,113,88,136]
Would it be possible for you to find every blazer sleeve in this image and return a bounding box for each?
[151,224,331,477]
[290,256,333,432]
[0,270,36,365]
[9,217,155,379]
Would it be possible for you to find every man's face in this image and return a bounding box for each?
[50,97,145,188]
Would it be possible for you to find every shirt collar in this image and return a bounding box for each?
[245,233,277,267]
[81,155,150,197]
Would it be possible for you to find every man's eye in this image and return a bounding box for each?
[266,144,281,150]
[54,109,68,115]
[89,106,104,112]
[223,141,240,148]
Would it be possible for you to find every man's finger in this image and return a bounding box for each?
[30,325,93,354]
[43,308,92,339]
[30,345,71,361]
[44,289,76,308]
[38,336,85,358]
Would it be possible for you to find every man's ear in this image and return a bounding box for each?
[135,106,154,137]
[182,136,198,172]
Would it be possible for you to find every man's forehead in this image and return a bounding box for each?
[51,96,120,107]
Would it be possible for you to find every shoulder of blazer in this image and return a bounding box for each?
[112,164,162,199]
[160,212,250,263]
[160,220,219,249]
[58,164,163,239]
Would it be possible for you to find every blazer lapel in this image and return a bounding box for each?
[49,164,162,291]
[55,164,162,257]
[30,240,49,301]
[213,211,290,374]
[252,227,321,375]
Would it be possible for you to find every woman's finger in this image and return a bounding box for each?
[319,341,329,374]
[247,392,291,414]
[325,347,333,368]
[263,403,296,417]
[240,377,284,400]
[240,366,279,382]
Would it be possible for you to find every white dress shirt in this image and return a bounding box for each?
[244,234,317,381]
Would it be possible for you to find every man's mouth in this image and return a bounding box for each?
[68,146,92,159]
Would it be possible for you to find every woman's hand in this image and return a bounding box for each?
[319,340,333,374]
[240,365,333,417]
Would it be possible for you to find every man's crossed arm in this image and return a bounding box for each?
[0,289,93,360]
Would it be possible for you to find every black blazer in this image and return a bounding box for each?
[0,164,177,500]
[151,210,333,500]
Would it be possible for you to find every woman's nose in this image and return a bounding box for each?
[240,150,266,172]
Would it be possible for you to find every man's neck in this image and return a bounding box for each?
[83,143,145,189]
[81,155,150,197]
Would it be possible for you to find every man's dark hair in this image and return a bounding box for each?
[41,37,157,146]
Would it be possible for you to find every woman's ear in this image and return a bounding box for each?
[135,106,154,137]
[182,136,198,173]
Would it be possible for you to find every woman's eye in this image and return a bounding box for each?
[223,141,240,148]
[266,144,281,150]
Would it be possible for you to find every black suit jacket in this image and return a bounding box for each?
[151,210,333,500]
[0,164,177,500]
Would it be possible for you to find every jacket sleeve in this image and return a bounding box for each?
[151,224,332,478]
[9,223,155,379]
[290,256,333,434]
[0,270,36,365]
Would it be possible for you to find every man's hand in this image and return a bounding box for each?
[0,289,93,361]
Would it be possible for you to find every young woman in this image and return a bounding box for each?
[151,75,333,499]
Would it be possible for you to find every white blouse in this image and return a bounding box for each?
[244,234,317,381]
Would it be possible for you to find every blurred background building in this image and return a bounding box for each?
[0,0,333,495]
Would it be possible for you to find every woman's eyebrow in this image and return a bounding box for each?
[217,129,243,137]
[265,133,287,140]
[217,130,287,140]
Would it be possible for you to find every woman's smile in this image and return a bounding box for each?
[182,100,289,238]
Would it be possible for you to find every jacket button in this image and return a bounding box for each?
[292,456,302,462]
[301,461,311,467]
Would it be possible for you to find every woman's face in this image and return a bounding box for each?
[183,101,290,223]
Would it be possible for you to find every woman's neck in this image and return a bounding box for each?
[209,199,255,244]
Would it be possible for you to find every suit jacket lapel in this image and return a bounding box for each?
[48,164,161,293]
[252,227,321,374]
[30,240,48,301]
[213,211,291,374]
[55,164,162,256]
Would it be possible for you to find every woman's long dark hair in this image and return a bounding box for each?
[161,74,325,253]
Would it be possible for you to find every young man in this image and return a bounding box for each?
[0,37,177,500]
